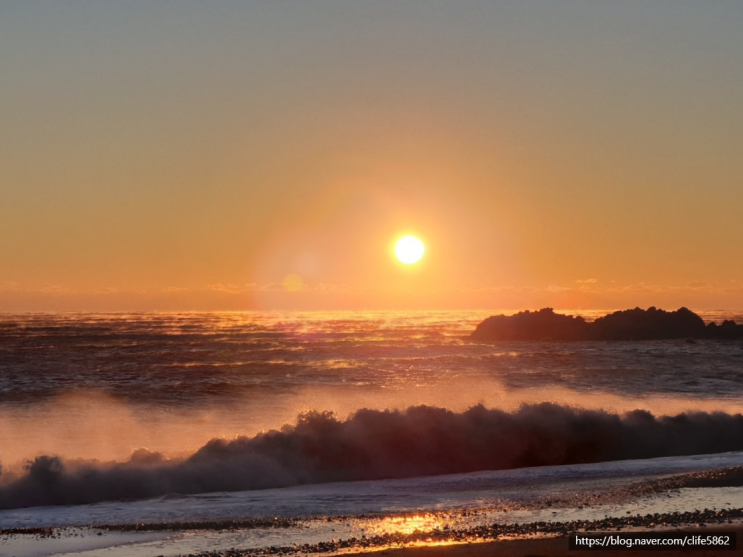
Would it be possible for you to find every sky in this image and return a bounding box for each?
[1,0,742,311]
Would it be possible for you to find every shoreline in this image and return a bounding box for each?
[343,525,743,557]
[4,463,743,556]
[5,509,742,557]
[182,511,743,556]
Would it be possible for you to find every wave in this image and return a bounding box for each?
[2,403,743,510]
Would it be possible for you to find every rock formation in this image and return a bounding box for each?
[472,307,743,341]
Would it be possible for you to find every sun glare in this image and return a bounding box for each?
[395,235,425,265]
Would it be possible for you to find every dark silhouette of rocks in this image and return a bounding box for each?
[472,307,743,341]
[471,308,590,341]
[591,306,706,340]
[706,319,743,340]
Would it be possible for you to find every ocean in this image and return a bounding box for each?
[2,310,743,556]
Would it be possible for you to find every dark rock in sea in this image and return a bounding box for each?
[591,306,706,340]
[471,308,590,341]
[706,319,742,340]
[472,306,743,341]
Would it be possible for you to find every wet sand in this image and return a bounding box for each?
[2,516,741,557]
[172,510,743,557]
[362,527,742,557]
[5,468,743,557]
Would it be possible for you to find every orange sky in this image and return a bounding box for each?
[1,1,742,311]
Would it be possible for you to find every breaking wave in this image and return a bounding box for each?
[3,403,743,510]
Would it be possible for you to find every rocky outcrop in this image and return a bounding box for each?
[590,306,706,340]
[471,308,590,341]
[472,307,743,341]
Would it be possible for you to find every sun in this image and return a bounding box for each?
[394,235,425,265]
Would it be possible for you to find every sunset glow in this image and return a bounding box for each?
[0,1,741,313]
[3,5,743,556]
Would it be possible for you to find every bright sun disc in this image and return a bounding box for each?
[394,235,425,265]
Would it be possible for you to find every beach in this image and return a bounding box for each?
[3,454,743,556]
[3,509,742,556]
[343,528,743,557]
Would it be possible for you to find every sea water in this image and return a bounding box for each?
[1,311,743,555]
